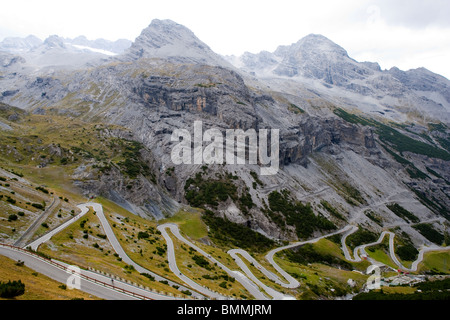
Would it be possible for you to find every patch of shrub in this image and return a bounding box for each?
[0,280,25,298]
[181,290,192,296]
[137,231,149,240]
[141,273,155,281]
[249,171,264,187]
[192,254,212,270]
[285,243,352,270]
[6,196,16,205]
[395,244,419,261]
[185,173,238,208]
[79,219,87,228]
[155,246,166,256]
[201,210,275,252]
[346,227,378,249]
[386,203,419,223]
[268,190,336,239]
[32,203,45,210]
[413,224,445,245]
[321,200,346,220]
[35,186,49,194]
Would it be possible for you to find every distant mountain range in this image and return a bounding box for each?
[0,34,131,54]
[0,34,132,69]
[224,33,450,123]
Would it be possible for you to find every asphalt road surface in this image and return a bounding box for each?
[4,201,449,301]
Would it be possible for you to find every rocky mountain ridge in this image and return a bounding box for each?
[0,33,132,71]
[226,34,450,124]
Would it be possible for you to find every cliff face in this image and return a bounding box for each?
[129,63,259,130]
[278,117,376,167]
[113,57,379,173]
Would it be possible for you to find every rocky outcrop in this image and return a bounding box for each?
[0,52,26,68]
[279,117,377,167]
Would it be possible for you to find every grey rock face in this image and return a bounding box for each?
[388,67,450,104]
[43,35,66,49]
[128,63,258,130]
[273,34,373,85]
[0,52,26,68]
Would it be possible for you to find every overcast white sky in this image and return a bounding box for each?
[1,0,449,79]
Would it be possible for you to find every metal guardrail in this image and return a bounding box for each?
[0,243,154,300]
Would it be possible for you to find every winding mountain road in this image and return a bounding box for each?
[158,223,279,300]
[76,203,205,299]
[11,203,201,300]
[157,224,230,300]
[341,226,450,272]
[0,244,139,300]
[2,201,449,301]
[265,225,355,288]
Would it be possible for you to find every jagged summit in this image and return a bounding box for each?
[42,35,66,49]
[124,19,228,66]
[133,19,202,50]
[272,33,366,81]
[275,34,349,58]
[232,33,368,83]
